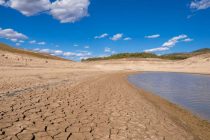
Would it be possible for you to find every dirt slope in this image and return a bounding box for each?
[0,43,76,67]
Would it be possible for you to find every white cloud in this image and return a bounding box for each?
[110,33,123,41]
[39,49,50,53]
[95,33,108,39]
[75,51,91,57]
[111,51,116,54]
[7,0,51,16]
[19,40,24,43]
[162,34,188,47]
[53,50,63,55]
[145,34,160,39]
[34,48,91,60]
[104,47,111,53]
[1,0,90,23]
[15,43,20,46]
[183,38,193,42]
[29,40,46,45]
[64,51,92,60]
[37,42,46,45]
[144,34,192,52]
[84,45,90,49]
[0,27,28,42]
[50,0,90,23]
[190,0,210,10]
[29,40,36,44]
[11,38,18,42]
[34,48,40,51]
[0,0,5,5]
[63,52,75,57]
[145,47,169,53]
[124,37,132,41]
[74,44,79,47]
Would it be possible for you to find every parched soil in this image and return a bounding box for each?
[1,71,209,140]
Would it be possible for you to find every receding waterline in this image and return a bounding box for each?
[128,72,210,122]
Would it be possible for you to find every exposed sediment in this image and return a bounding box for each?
[1,71,210,140]
[1,49,210,139]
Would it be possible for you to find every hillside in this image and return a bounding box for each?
[82,48,210,61]
[0,43,67,61]
[83,52,159,61]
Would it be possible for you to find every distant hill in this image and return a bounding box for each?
[161,48,210,60]
[193,48,210,53]
[0,43,68,61]
[82,48,210,61]
[83,52,159,61]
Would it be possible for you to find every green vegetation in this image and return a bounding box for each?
[192,48,210,54]
[83,52,158,61]
[82,48,210,61]
[161,53,191,60]
[82,52,159,61]
[82,53,158,61]
[0,43,68,61]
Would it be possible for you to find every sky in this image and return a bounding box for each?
[0,0,210,61]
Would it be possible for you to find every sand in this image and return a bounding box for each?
[0,50,210,140]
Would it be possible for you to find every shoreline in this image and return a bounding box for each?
[131,71,210,76]
[125,72,210,139]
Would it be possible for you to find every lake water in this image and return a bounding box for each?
[128,72,210,122]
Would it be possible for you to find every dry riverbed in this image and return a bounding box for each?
[0,68,210,140]
[0,51,210,139]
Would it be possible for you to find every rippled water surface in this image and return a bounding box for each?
[128,72,210,121]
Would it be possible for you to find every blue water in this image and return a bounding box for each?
[128,72,210,121]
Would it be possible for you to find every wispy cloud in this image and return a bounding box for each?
[0,27,28,43]
[183,38,193,42]
[0,0,5,5]
[104,47,111,53]
[0,0,90,23]
[94,33,108,39]
[145,34,160,39]
[53,50,63,55]
[29,40,46,45]
[104,47,116,54]
[145,47,169,52]
[110,33,123,41]
[123,37,132,41]
[190,0,210,10]
[15,43,20,46]
[37,42,46,45]
[145,34,193,52]
[84,45,90,49]
[34,48,92,60]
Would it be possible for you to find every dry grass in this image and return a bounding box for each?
[0,43,69,61]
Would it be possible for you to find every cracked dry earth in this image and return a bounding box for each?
[0,71,200,140]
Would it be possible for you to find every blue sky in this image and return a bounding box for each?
[0,0,210,60]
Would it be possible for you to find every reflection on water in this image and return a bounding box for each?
[128,72,210,121]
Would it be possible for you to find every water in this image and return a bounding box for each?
[128,72,210,121]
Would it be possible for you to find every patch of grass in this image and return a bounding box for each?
[161,53,191,60]
[82,52,159,61]
[0,43,68,61]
